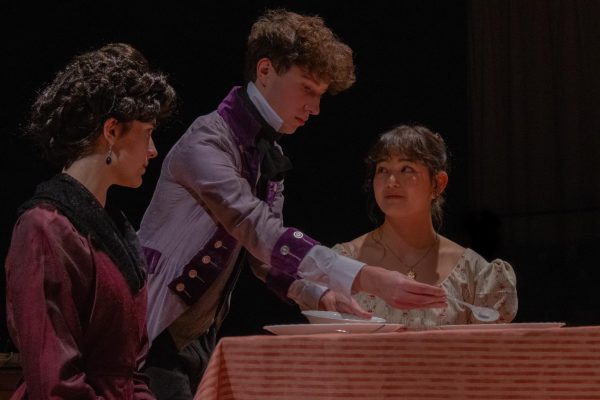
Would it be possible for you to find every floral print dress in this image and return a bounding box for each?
[333,243,518,329]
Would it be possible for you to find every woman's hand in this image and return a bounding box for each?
[352,265,447,309]
[318,290,373,319]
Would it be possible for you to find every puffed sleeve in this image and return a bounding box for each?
[471,258,518,324]
[5,207,112,399]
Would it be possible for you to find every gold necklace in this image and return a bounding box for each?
[374,228,439,280]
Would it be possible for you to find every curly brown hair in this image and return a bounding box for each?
[244,9,355,95]
[26,43,176,168]
[364,124,450,227]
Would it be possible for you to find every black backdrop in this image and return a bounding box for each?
[2,0,597,347]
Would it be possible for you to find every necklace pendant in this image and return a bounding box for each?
[407,270,416,279]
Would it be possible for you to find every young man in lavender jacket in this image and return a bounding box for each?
[138,9,446,399]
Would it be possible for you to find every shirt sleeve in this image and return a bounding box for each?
[5,208,111,399]
[297,246,364,297]
[286,242,362,308]
[167,120,363,296]
[287,280,329,310]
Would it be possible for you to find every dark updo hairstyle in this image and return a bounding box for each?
[25,43,177,168]
[364,124,450,227]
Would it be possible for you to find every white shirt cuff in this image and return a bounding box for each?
[298,245,364,298]
[287,280,328,310]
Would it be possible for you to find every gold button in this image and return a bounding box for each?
[293,231,304,239]
[202,255,211,264]
[280,245,290,255]
[188,269,198,278]
[214,241,223,249]
[175,283,185,292]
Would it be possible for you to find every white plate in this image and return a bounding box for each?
[264,323,405,335]
[301,310,386,324]
[434,322,566,330]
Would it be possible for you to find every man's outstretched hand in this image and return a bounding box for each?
[318,290,373,319]
[352,265,447,309]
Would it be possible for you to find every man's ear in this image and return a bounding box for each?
[256,58,273,88]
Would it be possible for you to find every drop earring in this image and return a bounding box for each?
[106,146,113,165]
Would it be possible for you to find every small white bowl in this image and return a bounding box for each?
[302,310,386,324]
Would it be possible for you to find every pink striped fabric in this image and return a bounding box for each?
[196,326,600,399]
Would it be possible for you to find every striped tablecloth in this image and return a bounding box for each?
[195,326,600,399]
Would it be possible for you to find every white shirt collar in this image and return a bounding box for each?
[246,81,284,132]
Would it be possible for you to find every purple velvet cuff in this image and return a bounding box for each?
[266,228,318,302]
[143,246,162,274]
[168,227,237,306]
[270,228,319,275]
